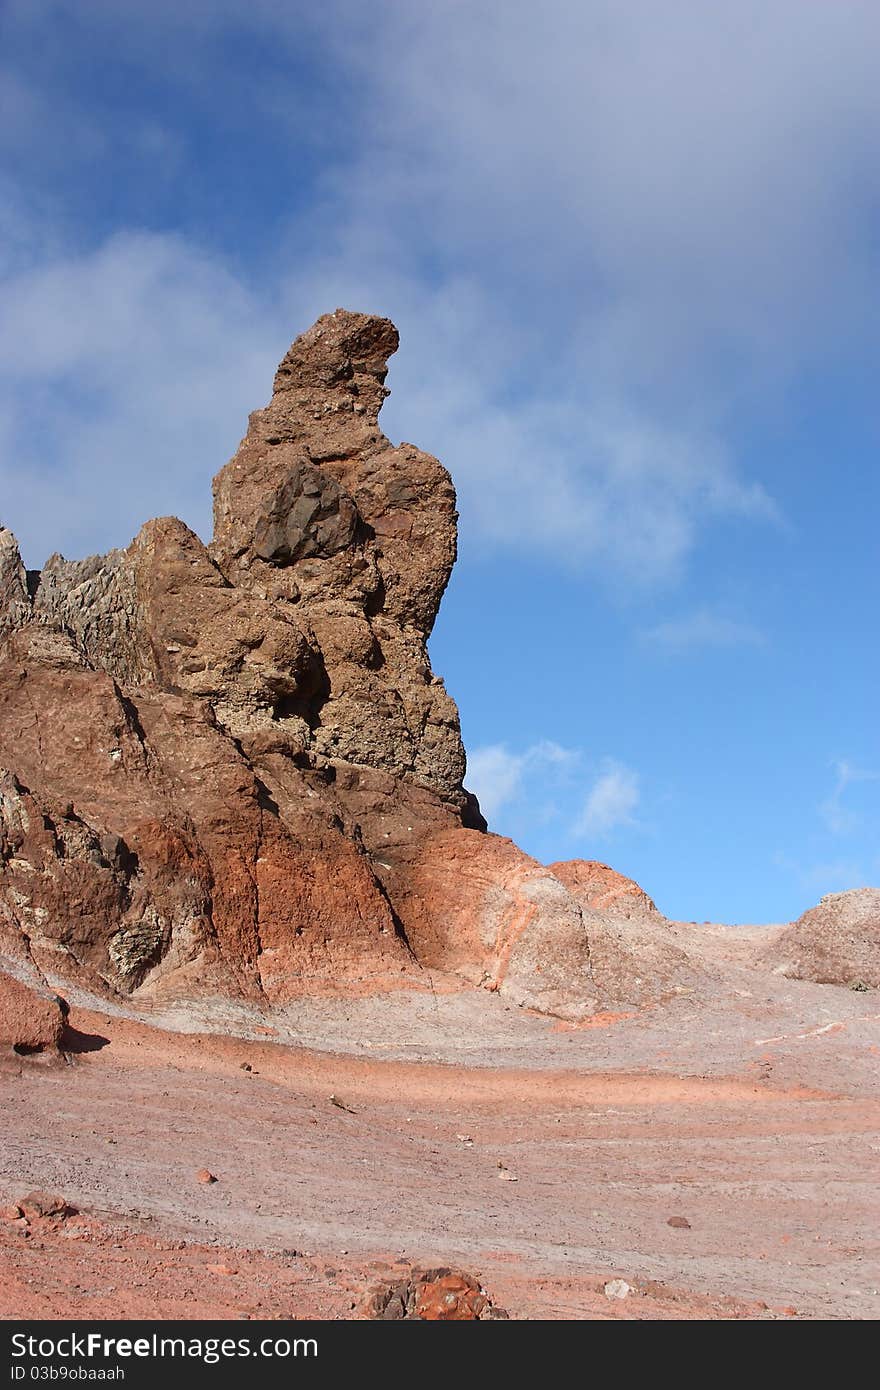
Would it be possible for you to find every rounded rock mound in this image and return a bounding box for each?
[761,887,880,987]
[548,859,659,918]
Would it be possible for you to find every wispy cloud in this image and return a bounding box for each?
[818,759,880,837]
[465,745,527,822]
[467,741,643,845]
[12,1,857,584]
[465,740,580,822]
[574,759,641,839]
[0,230,287,564]
[773,850,874,900]
[642,605,766,651]
[2,0,880,591]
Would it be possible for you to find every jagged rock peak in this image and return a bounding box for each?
[211,311,457,634]
[271,309,399,421]
[0,310,466,796]
[0,310,479,1011]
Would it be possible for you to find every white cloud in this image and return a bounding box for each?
[385,351,775,584]
[303,3,880,402]
[466,740,642,843]
[643,605,766,650]
[574,760,641,839]
[0,231,289,565]
[465,745,527,822]
[264,0,880,584]
[465,739,580,822]
[2,0,880,586]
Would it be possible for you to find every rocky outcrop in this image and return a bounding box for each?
[0,311,474,1006]
[761,888,880,987]
[389,832,700,1017]
[362,1267,508,1320]
[5,307,834,1022]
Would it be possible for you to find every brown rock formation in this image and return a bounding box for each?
[761,888,880,987]
[0,311,475,1008]
[6,307,843,1022]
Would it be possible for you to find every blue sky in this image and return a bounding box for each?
[1,1,877,923]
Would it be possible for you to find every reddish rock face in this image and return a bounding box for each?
[392,829,599,1019]
[549,859,659,918]
[393,830,698,1016]
[18,1191,69,1221]
[0,970,64,1051]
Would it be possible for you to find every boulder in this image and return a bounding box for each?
[0,969,64,1051]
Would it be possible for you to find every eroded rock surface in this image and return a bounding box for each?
[549,860,659,918]
[0,311,471,1007]
[394,831,703,1017]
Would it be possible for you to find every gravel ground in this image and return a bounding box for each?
[1,968,878,1320]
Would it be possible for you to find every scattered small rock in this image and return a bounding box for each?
[196,1169,218,1185]
[0,1203,23,1221]
[329,1094,356,1113]
[239,1062,252,1072]
[362,1267,508,1320]
[604,1279,633,1300]
[667,1215,691,1229]
[19,1191,69,1221]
